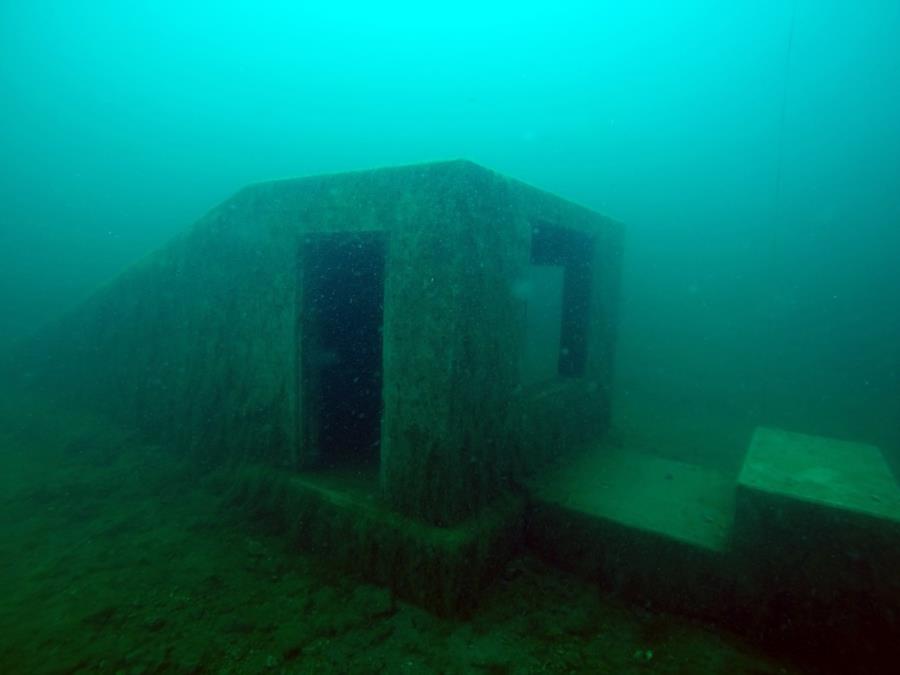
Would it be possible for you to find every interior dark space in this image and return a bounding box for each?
[300,232,386,468]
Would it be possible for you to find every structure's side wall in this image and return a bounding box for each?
[380,162,528,526]
[12,196,299,465]
[504,179,625,471]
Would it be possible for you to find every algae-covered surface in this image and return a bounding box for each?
[0,403,800,674]
[740,426,900,521]
[533,446,735,552]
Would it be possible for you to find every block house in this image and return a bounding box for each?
[14,160,623,612]
[10,161,899,666]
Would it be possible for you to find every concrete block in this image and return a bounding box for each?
[738,426,900,521]
[526,446,736,618]
[227,464,526,617]
[734,426,900,664]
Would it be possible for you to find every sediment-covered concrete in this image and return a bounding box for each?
[9,160,623,527]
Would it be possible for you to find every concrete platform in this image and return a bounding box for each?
[733,427,900,663]
[532,446,735,550]
[738,426,900,521]
[526,446,737,617]
[225,464,525,617]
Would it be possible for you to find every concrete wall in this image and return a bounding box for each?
[9,160,623,526]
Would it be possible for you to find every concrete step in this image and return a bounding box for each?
[737,426,900,523]
[732,426,900,659]
[227,464,526,616]
[734,427,900,583]
[526,445,736,616]
[531,446,736,551]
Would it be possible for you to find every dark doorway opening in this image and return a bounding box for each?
[530,222,594,377]
[300,232,386,469]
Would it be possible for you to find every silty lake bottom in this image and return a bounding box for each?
[0,394,805,675]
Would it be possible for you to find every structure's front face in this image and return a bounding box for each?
[13,160,623,527]
[292,162,623,526]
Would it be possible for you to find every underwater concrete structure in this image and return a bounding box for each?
[528,427,900,669]
[9,160,899,668]
[12,159,624,613]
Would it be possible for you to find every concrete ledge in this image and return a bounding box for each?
[226,465,526,617]
[737,426,900,522]
[526,447,736,618]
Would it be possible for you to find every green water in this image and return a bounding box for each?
[2,2,898,673]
